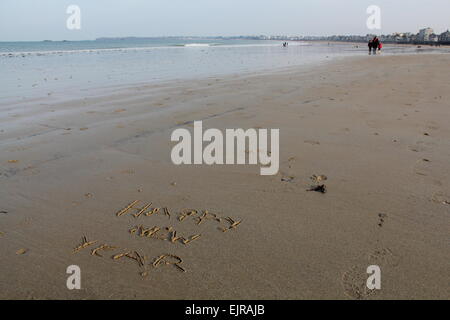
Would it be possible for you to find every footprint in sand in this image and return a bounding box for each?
[425,121,439,131]
[377,213,387,227]
[304,140,320,146]
[342,265,378,300]
[342,248,399,299]
[412,158,432,176]
[368,248,400,267]
[287,156,296,169]
[408,144,426,153]
[431,192,450,206]
[281,176,294,183]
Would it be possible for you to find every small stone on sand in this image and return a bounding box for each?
[16,248,28,255]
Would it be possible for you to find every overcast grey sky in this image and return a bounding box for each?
[1,0,449,41]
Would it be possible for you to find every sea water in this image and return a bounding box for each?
[0,38,445,102]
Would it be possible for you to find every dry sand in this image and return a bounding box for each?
[0,54,449,299]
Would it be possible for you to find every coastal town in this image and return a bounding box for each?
[224,27,450,45]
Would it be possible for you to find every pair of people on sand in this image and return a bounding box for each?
[368,36,382,55]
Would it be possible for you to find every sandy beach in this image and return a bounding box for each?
[1,53,449,300]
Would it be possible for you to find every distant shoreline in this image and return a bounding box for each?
[2,36,449,47]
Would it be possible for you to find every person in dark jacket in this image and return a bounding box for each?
[372,37,380,54]
[368,40,374,54]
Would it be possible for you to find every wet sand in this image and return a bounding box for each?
[0,54,449,299]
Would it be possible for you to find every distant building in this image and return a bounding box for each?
[271,27,449,45]
[439,30,450,43]
[429,34,439,42]
[417,28,434,42]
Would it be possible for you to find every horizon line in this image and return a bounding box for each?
[1,31,445,43]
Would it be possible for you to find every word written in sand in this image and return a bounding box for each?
[73,236,186,277]
[171,121,279,175]
[116,200,242,233]
[129,225,201,245]
[72,201,242,280]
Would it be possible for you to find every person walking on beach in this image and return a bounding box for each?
[378,40,383,53]
[368,40,374,55]
[369,36,380,55]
